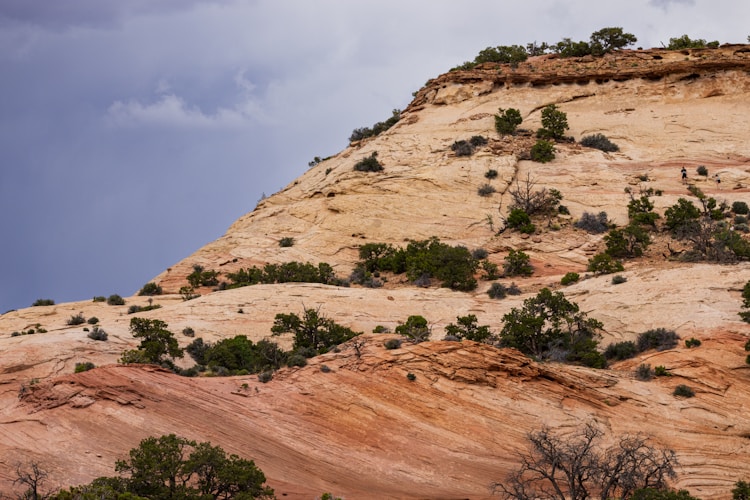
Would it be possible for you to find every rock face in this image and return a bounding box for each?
[2,46,750,498]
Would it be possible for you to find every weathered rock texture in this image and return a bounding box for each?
[1,45,750,498]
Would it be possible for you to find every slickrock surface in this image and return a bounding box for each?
[2,46,750,498]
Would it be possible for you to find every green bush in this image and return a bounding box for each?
[478,183,496,197]
[395,315,431,343]
[611,275,627,285]
[696,165,709,176]
[32,299,54,306]
[587,253,624,274]
[286,354,307,368]
[373,325,390,333]
[67,313,86,326]
[92,296,106,302]
[87,326,108,341]
[187,265,219,288]
[349,109,400,142]
[451,140,474,156]
[444,314,493,342]
[580,133,619,152]
[537,104,568,140]
[227,261,340,288]
[279,237,295,247]
[504,249,534,277]
[75,362,96,373]
[507,208,531,230]
[488,282,508,299]
[485,169,498,179]
[182,327,195,337]
[637,328,679,352]
[138,282,162,296]
[107,294,125,306]
[604,224,651,258]
[654,365,672,377]
[495,107,523,135]
[384,338,402,350]
[561,272,580,286]
[87,316,99,325]
[635,363,654,381]
[353,152,383,172]
[667,34,719,50]
[470,135,488,147]
[575,211,609,234]
[604,341,637,360]
[272,308,360,354]
[664,198,701,235]
[685,337,702,348]
[733,201,750,215]
[673,384,695,398]
[530,139,555,163]
[406,372,416,381]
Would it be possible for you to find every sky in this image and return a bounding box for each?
[1,0,748,312]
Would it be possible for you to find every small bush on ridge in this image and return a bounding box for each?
[354,152,383,172]
[580,133,619,152]
[635,363,654,381]
[575,211,609,234]
[561,272,580,285]
[673,384,695,398]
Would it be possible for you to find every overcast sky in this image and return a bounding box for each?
[1,0,748,312]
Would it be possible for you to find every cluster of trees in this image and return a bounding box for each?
[225,262,343,288]
[349,109,400,142]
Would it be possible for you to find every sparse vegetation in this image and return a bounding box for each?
[580,133,619,152]
[611,274,628,285]
[575,211,609,233]
[353,151,383,172]
[635,363,654,381]
[92,296,106,302]
[451,139,474,156]
[66,313,86,326]
[478,183,496,197]
[637,328,680,352]
[395,315,431,343]
[272,307,360,355]
[537,104,569,140]
[696,165,709,176]
[384,338,402,350]
[673,384,695,398]
[87,326,108,341]
[187,265,220,288]
[503,249,534,277]
[488,282,508,299]
[74,362,95,373]
[530,139,555,163]
[588,253,625,274]
[561,272,580,285]
[666,34,719,50]
[444,315,493,342]
[605,341,637,361]
[349,109,400,142]
[107,294,125,306]
[685,337,701,348]
[279,237,295,247]
[137,282,162,296]
[32,299,55,307]
[495,107,523,135]
[655,365,672,377]
[226,261,341,288]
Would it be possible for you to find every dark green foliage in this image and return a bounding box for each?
[696,165,709,176]
[107,294,125,305]
[495,107,523,135]
[741,281,750,323]
[575,212,609,233]
[561,272,580,285]
[87,316,99,325]
[470,135,488,147]
[673,384,695,398]
[286,354,307,368]
[32,299,55,306]
[199,336,286,375]
[92,296,106,302]
[628,194,660,227]
[451,140,474,156]
[75,362,96,373]
[478,183,496,197]
[631,488,701,500]
[349,109,400,142]
[537,104,568,140]
[499,288,604,366]
[666,34,719,50]
[187,265,219,288]
[655,365,671,377]
[530,139,555,163]
[182,327,195,337]
[395,315,431,343]
[124,317,183,364]
[384,338,402,350]
[272,308,360,354]
[356,237,478,291]
[554,38,594,57]
[472,248,488,260]
[507,208,531,230]
[635,363,654,381]
[480,260,500,280]
[258,371,273,383]
[504,249,534,277]
[444,315,493,342]
[611,275,627,285]
[589,27,637,54]
[733,480,750,500]
[473,45,528,66]
[604,224,651,258]
[604,341,637,360]
[484,169,498,179]
[373,325,389,333]
[588,253,624,274]
[685,337,701,348]
[67,313,86,326]
[87,326,108,341]
[186,338,209,365]
[138,282,162,296]
[227,261,339,288]
[406,372,416,381]
[637,328,679,352]
[580,133,619,152]
[488,282,508,299]
[279,237,295,247]
[665,198,701,234]
[733,201,750,215]
[353,152,383,172]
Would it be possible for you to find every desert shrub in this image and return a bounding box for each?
[187,265,219,288]
[32,299,54,306]
[575,211,609,234]
[484,169,498,179]
[561,272,580,285]
[272,308,360,354]
[667,34,719,50]
[736,216,748,224]
[127,305,141,314]
[451,140,474,156]
[67,313,86,326]
[472,248,488,260]
[349,109,400,142]
[92,296,106,302]
[279,237,295,247]
[444,314,493,342]
[696,165,708,176]
[530,139,555,163]
[499,288,604,367]
[637,328,680,352]
[138,282,162,296]
[286,354,307,368]
[588,253,624,274]
[611,275,627,285]
[507,208,531,230]
[258,371,273,383]
[654,365,671,377]
[470,135,488,147]
[604,224,651,258]
[635,363,654,381]
[87,327,108,341]
[673,384,695,398]
[227,261,340,287]
[478,183,496,197]
[75,362,96,373]
[320,365,331,373]
[580,133,619,152]
[628,194,660,227]
[480,260,500,280]
[507,283,522,295]
[732,480,750,500]
[495,107,523,135]
[685,337,701,348]
[107,294,125,306]
[537,104,569,140]
[504,249,534,277]
[406,372,417,381]
[180,286,199,301]
[604,341,637,360]
[182,327,195,337]
[664,198,701,235]
[353,152,383,172]
[735,223,750,233]
[488,282,508,299]
[733,201,750,215]
[395,315,431,343]
[373,325,390,333]
[384,338,402,350]
[87,317,99,325]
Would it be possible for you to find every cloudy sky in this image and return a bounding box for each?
[1,0,747,312]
